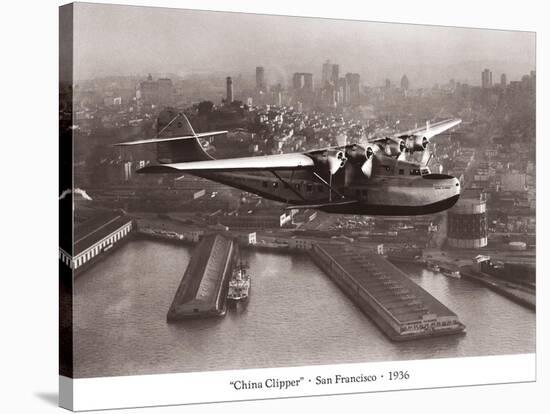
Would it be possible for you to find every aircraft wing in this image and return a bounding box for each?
[137,153,314,174]
[114,131,228,146]
[393,118,462,139]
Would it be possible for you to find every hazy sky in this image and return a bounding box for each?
[73,2,536,87]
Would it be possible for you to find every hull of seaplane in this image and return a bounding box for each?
[194,170,461,216]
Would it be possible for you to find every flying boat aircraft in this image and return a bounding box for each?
[116,109,462,216]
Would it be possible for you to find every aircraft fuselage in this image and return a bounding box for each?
[195,166,461,216]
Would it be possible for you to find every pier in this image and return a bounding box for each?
[310,243,465,341]
[460,266,535,310]
[167,233,236,321]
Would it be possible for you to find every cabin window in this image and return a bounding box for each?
[306,183,313,192]
[410,169,421,176]
[272,182,279,188]
[262,181,268,188]
[399,169,404,175]
[294,183,301,190]
[383,165,391,172]
[283,182,290,188]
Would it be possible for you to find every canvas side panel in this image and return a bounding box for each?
[59,2,74,391]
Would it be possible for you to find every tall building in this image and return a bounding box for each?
[272,83,283,106]
[400,74,410,90]
[500,73,507,87]
[256,66,265,91]
[345,73,361,106]
[292,72,314,92]
[138,73,158,105]
[331,64,340,85]
[157,78,173,106]
[292,72,304,90]
[137,74,174,109]
[338,77,350,106]
[481,69,493,89]
[226,76,233,103]
[322,60,333,86]
[322,60,340,86]
[302,73,314,92]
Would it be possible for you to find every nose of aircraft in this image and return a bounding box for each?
[453,177,461,195]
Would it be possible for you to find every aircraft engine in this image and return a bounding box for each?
[405,135,429,152]
[361,146,375,178]
[342,144,376,177]
[326,150,347,175]
[384,139,406,157]
[344,144,366,163]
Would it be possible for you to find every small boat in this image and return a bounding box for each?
[227,261,251,303]
[427,262,440,272]
[440,266,461,279]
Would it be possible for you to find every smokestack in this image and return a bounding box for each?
[226,76,233,103]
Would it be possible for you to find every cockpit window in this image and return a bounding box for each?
[409,169,421,176]
[420,168,430,176]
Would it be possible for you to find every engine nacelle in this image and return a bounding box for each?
[384,140,406,157]
[326,149,347,174]
[344,144,367,163]
[405,135,429,152]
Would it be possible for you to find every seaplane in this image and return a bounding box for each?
[116,109,462,216]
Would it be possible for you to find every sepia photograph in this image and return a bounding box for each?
[59,0,535,396]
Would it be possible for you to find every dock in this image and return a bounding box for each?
[460,266,535,310]
[167,233,236,321]
[310,243,465,341]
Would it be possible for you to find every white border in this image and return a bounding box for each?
[65,354,535,411]
[1,0,546,413]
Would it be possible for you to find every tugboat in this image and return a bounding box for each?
[427,261,440,272]
[227,261,251,304]
[439,265,461,279]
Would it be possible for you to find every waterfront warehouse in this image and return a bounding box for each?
[310,243,465,341]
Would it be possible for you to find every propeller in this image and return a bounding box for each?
[324,149,347,202]
[422,136,429,149]
[361,146,375,178]
[384,138,407,157]
[327,150,347,175]
[401,134,429,153]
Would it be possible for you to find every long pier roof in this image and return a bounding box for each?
[317,244,457,324]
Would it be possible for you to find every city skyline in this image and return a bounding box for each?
[73,3,535,87]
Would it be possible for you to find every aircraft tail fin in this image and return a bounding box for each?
[115,108,227,163]
[155,109,210,163]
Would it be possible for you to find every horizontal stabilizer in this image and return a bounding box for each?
[137,153,314,174]
[114,131,227,146]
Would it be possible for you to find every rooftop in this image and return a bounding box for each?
[172,233,234,312]
[317,244,457,324]
[74,209,133,256]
